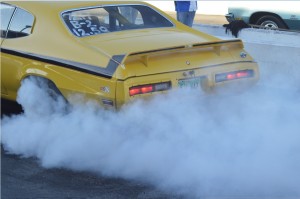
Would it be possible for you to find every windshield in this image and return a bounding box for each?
[62,4,174,37]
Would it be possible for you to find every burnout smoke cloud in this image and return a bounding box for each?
[2,73,300,198]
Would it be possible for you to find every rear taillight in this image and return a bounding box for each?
[129,82,171,96]
[215,69,254,83]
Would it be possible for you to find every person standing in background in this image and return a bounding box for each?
[174,1,197,27]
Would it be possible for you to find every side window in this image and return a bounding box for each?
[0,3,15,38]
[7,7,34,38]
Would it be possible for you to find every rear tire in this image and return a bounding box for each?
[26,76,65,102]
[256,15,287,29]
[23,76,70,113]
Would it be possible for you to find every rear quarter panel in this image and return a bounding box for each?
[0,3,117,104]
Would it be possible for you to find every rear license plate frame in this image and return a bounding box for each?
[178,76,202,89]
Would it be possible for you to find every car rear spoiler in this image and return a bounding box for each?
[118,39,244,67]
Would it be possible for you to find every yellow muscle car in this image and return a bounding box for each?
[1,1,259,110]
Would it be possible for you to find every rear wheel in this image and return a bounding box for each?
[21,76,69,114]
[26,76,65,102]
[256,15,287,29]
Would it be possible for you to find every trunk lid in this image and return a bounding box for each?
[83,28,220,56]
[82,28,251,79]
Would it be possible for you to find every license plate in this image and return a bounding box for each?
[178,77,202,88]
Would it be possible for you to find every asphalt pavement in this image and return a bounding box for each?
[1,146,180,199]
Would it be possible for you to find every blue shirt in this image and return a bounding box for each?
[174,1,197,12]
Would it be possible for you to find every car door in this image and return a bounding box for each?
[0,3,34,99]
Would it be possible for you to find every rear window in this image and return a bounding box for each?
[62,4,173,37]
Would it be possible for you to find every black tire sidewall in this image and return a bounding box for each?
[256,15,287,29]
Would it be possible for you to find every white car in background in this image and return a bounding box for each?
[226,2,300,31]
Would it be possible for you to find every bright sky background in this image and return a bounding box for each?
[145,1,300,15]
[145,1,229,15]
